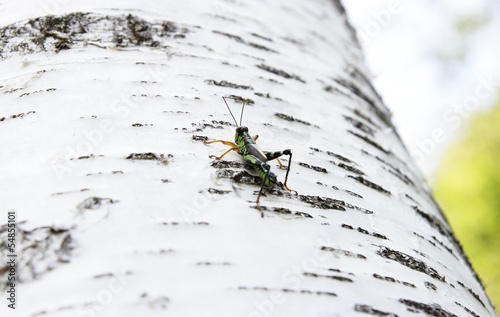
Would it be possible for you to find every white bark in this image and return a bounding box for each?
[0,1,495,316]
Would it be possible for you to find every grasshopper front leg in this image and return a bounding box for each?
[204,140,240,159]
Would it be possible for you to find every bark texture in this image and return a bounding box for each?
[0,0,495,316]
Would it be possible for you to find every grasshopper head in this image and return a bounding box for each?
[236,126,248,134]
[235,126,248,143]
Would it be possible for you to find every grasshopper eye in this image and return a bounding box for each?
[240,126,248,133]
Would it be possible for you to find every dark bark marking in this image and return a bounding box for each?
[51,188,90,196]
[257,64,306,83]
[299,195,346,211]
[1,13,187,58]
[162,222,209,226]
[254,92,271,99]
[258,76,284,85]
[361,150,416,192]
[412,206,484,287]
[412,206,450,238]
[126,153,173,162]
[191,122,226,131]
[371,232,388,240]
[342,224,388,240]
[455,301,480,317]
[125,14,154,45]
[344,115,375,136]
[354,304,399,317]
[399,299,458,317]
[354,205,375,214]
[196,262,231,266]
[0,225,73,289]
[431,236,456,259]
[423,202,485,289]
[348,176,391,195]
[404,194,419,205]
[333,162,365,176]
[294,211,313,218]
[250,33,273,42]
[347,65,385,106]
[378,247,445,282]
[210,160,246,169]
[386,168,414,187]
[375,156,415,187]
[86,171,124,177]
[348,130,390,154]
[425,281,438,291]
[0,111,36,123]
[373,273,416,288]
[211,120,233,126]
[207,188,231,195]
[138,294,170,310]
[345,190,363,198]
[457,281,486,308]
[333,77,391,126]
[132,123,154,127]
[77,197,117,210]
[215,168,239,180]
[69,154,103,161]
[324,84,351,99]
[164,110,189,114]
[320,246,367,259]
[204,79,253,90]
[326,151,355,164]
[274,113,316,127]
[192,135,209,142]
[327,267,355,276]
[226,95,255,105]
[256,206,313,218]
[303,272,353,283]
[231,170,262,185]
[352,109,381,129]
[212,30,277,53]
[94,271,134,279]
[238,286,336,297]
[298,162,328,173]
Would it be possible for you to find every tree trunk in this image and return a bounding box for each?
[0,1,495,316]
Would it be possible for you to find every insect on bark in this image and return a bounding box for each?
[204,97,298,216]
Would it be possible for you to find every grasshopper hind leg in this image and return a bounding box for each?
[264,149,297,195]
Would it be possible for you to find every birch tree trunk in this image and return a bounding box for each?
[0,0,496,316]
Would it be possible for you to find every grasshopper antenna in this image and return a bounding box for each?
[222,97,239,127]
[239,99,246,127]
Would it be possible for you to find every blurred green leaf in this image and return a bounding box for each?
[434,96,500,312]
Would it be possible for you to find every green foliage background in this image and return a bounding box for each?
[434,98,500,312]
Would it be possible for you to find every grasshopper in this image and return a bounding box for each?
[204,97,297,216]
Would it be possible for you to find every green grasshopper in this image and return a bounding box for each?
[204,97,297,216]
